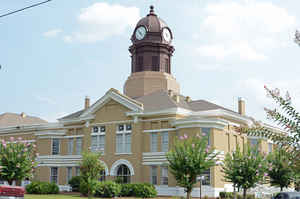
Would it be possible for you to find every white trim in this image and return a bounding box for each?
[126,107,191,117]
[114,153,133,155]
[0,123,63,134]
[6,139,36,144]
[92,120,134,126]
[110,159,135,176]
[171,117,227,130]
[0,132,34,136]
[80,89,143,119]
[35,130,66,136]
[192,109,253,126]
[144,128,176,133]
[37,155,82,167]
[40,136,64,139]
[64,135,84,138]
[58,116,94,125]
[140,117,177,122]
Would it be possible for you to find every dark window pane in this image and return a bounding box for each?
[93,126,99,133]
[100,126,106,132]
[152,56,159,71]
[118,124,124,131]
[126,124,132,131]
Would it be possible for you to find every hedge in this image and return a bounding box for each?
[219,192,255,199]
[25,181,59,194]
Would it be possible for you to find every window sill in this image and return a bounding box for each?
[115,153,132,155]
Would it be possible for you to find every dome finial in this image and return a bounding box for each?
[150,5,154,14]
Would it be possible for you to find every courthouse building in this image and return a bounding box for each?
[0,6,277,197]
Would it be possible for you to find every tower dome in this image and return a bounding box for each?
[124,6,180,99]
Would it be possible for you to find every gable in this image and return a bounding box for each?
[93,99,132,123]
[80,88,143,119]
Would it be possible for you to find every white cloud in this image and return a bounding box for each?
[43,29,62,38]
[64,3,140,43]
[196,0,296,62]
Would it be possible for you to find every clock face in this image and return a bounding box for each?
[135,26,146,40]
[163,28,172,42]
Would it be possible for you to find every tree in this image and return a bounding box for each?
[0,137,38,185]
[267,148,293,191]
[166,133,218,199]
[222,145,244,199]
[80,151,104,199]
[222,143,268,199]
[240,86,300,186]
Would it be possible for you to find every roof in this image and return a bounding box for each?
[0,112,48,128]
[135,90,236,113]
[59,89,237,121]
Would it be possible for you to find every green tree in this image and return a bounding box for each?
[0,137,38,185]
[267,148,293,191]
[166,133,218,199]
[80,151,104,199]
[222,144,268,199]
[240,86,300,186]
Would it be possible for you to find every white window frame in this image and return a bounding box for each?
[268,143,273,154]
[76,137,83,155]
[150,166,158,185]
[50,167,58,184]
[161,132,169,152]
[116,124,132,154]
[201,168,211,186]
[91,126,106,153]
[160,166,168,185]
[75,167,80,176]
[68,138,73,155]
[52,138,60,155]
[67,167,72,184]
[151,133,158,152]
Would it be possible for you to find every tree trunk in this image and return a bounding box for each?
[243,188,247,199]
[233,185,237,199]
[7,180,13,186]
[187,190,192,199]
[16,180,21,186]
[280,186,283,192]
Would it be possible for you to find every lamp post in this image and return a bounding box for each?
[197,176,205,199]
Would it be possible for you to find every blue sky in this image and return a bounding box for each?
[1,0,300,124]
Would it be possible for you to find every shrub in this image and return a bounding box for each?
[79,180,88,196]
[219,192,255,199]
[68,176,81,192]
[94,181,121,198]
[119,183,134,196]
[132,183,157,198]
[25,181,59,194]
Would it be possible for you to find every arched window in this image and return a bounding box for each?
[116,164,131,184]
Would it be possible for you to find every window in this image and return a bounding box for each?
[76,138,82,155]
[137,56,143,72]
[151,133,158,152]
[161,166,168,185]
[201,169,211,185]
[91,126,106,153]
[116,124,132,153]
[201,128,210,146]
[50,167,58,184]
[67,167,72,183]
[152,56,159,71]
[99,170,106,182]
[161,132,169,152]
[116,164,131,184]
[234,135,238,150]
[150,166,157,185]
[75,167,80,176]
[52,138,60,155]
[268,143,273,154]
[68,138,73,155]
[165,58,170,73]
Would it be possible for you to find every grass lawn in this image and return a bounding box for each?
[25,194,86,199]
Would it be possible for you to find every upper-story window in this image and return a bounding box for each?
[249,138,259,148]
[91,126,106,153]
[268,143,273,154]
[68,138,73,155]
[152,56,159,71]
[161,132,169,152]
[201,128,210,146]
[116,124,132,154]
[151,133,158,152]
[52,138,60,155]
[76,138,82,155]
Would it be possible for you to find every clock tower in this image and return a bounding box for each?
[124,6,180,98]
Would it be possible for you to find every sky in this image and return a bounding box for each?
[1,0,300,125]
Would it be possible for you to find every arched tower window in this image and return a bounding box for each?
[116,164,131,184]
